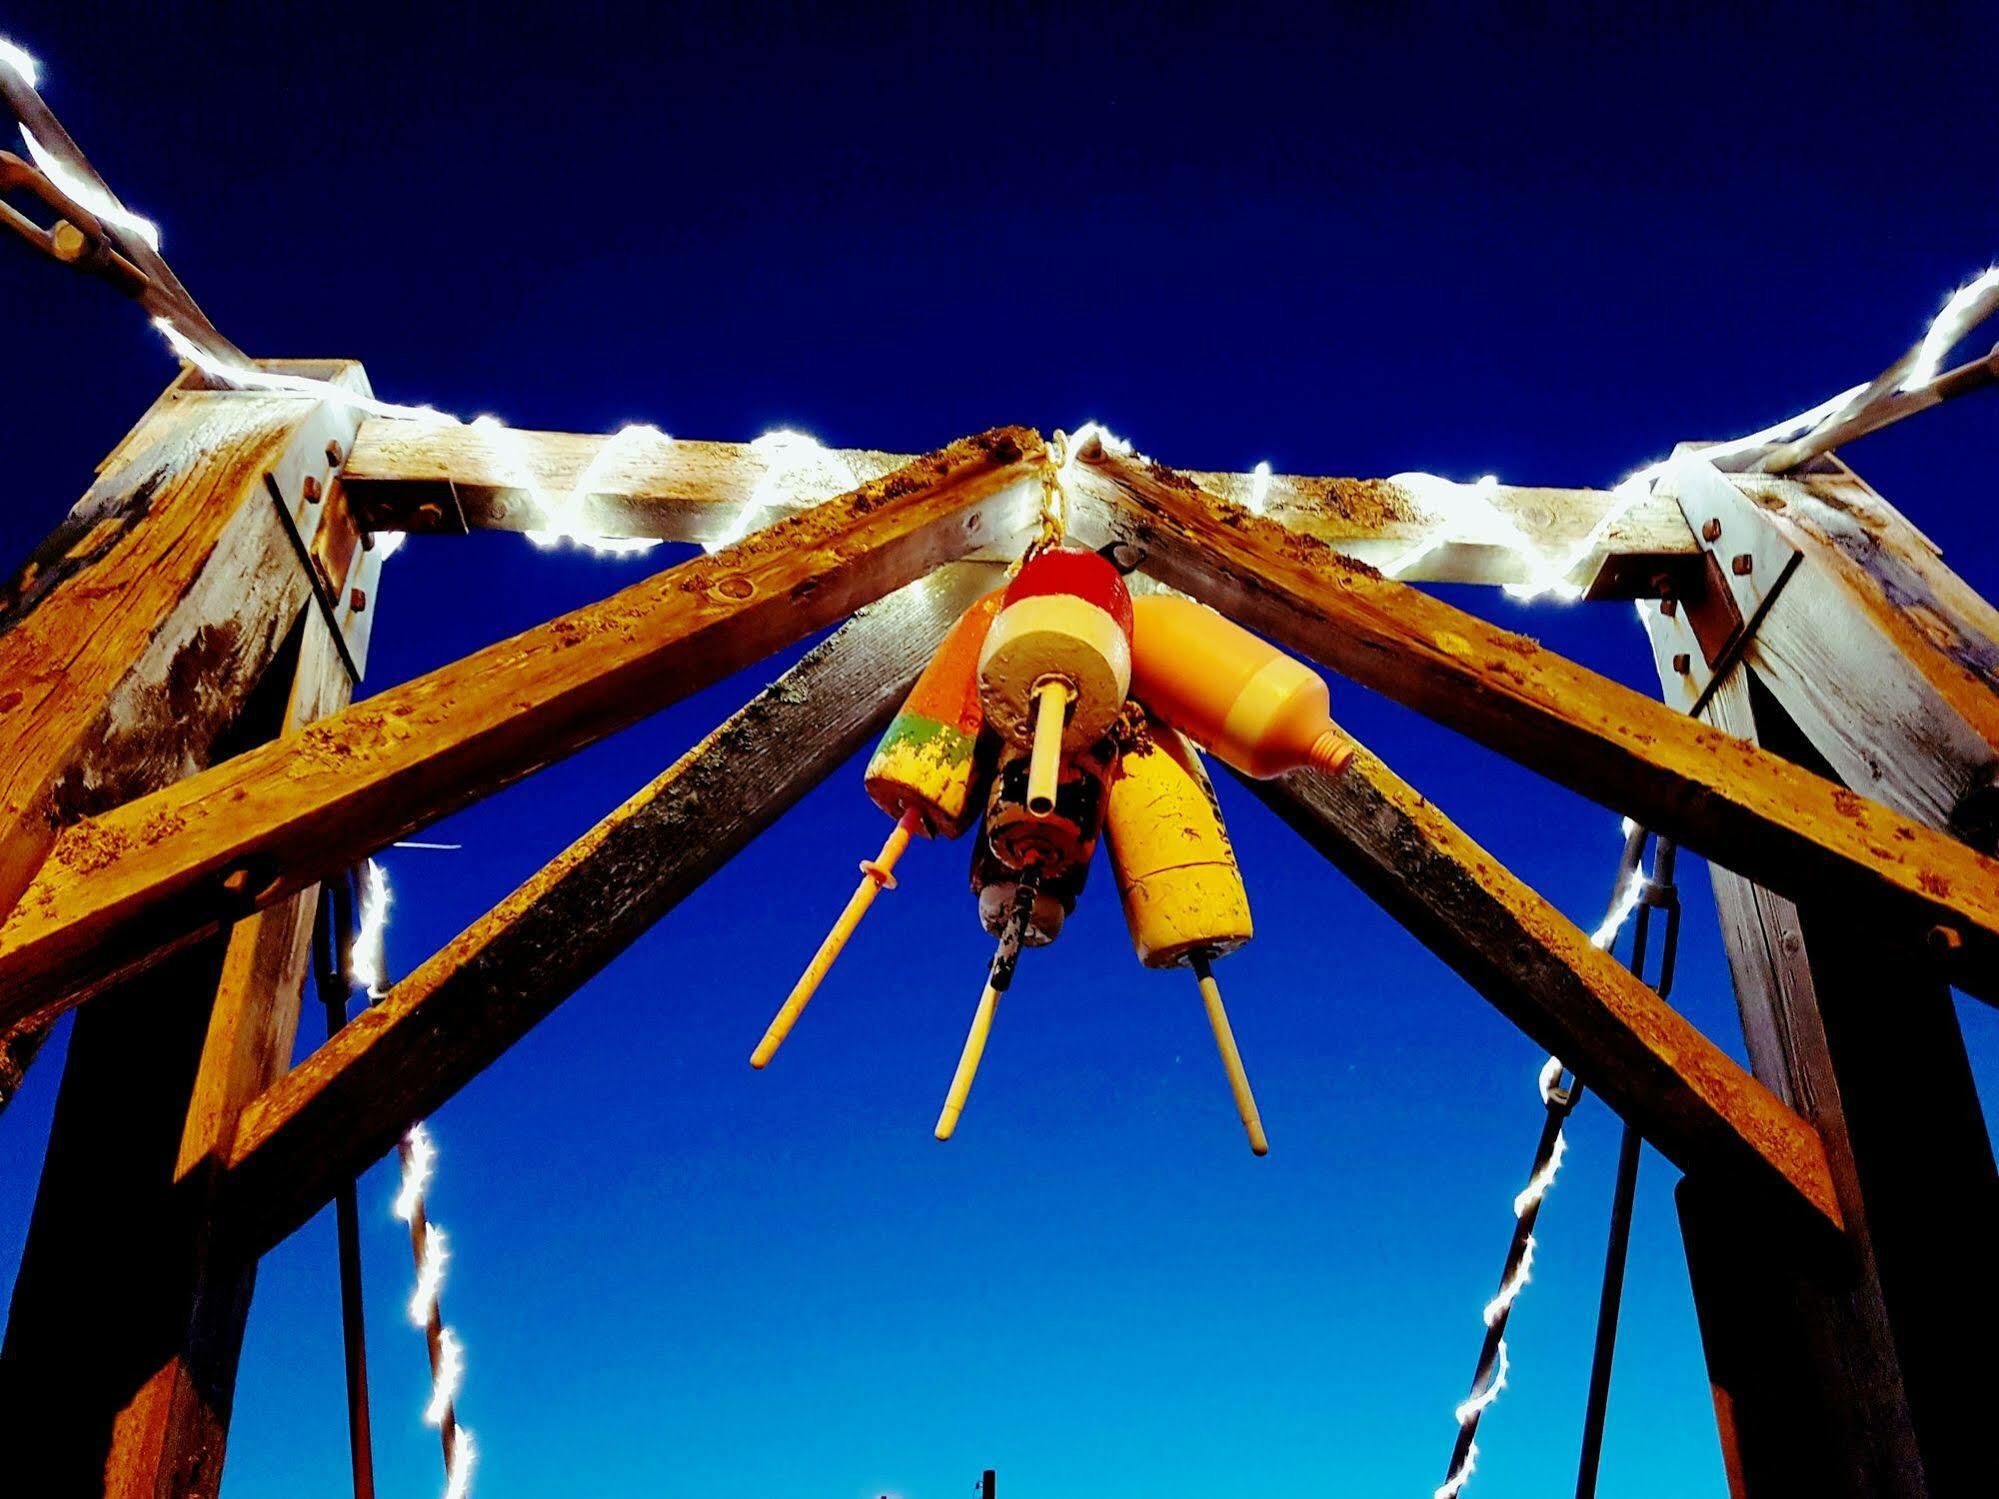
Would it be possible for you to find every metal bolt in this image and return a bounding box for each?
[50,221,88,263]
[1928,924,1965,956]
[1672,652,1691,675]
[1731,553,1753,576]
[349,587,367,613]
[1701,518,1722,542]
[302,474,323,504]
[1660,597,1678,618]
[325,439,344,466]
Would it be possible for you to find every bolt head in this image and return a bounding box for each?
[1672,652,1691,675]
[349,587,367,613]
[1731,553,1753,576]
[325,439,344,466]
[302,475,323,503]
[50,221,88,262]
[1701,518,1722,542]
[1660,597,1678,618]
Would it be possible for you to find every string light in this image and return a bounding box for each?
[0,35,41,88]
[364,855,475,1499]
[351,858,393,998]
[1903,266,1999,391]
[703,428,859,554]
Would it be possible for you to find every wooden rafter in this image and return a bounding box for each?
[1071,448,1999,995]
[0,429,1045,1024]
[338,418,1697,595]
[215,565,1000,1254]
[1244,752,1839,1226]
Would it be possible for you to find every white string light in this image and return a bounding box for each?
[0,35,41,88]
[1903,266,1999,391]
[363,856,475,1499]
[351,857,393,998]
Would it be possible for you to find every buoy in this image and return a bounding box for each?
[1103,719,1268,1153]
[978,545,1133,817]
[1129,594,1353,780]
[934,740,1113,1142]
[751,592,1003,1069]
[970,827,1082,949]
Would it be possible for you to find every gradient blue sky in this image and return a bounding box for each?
[3,4,1996,1496]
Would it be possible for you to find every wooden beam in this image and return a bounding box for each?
[1242,750,1840,1227]
[1074,451,1999,993]
[1736,459,1999,834]
[1672,665,1998,1496]
[0,430,1044,1030]
[109,608,359,1495]
[0,369,379,1112]
[218,565,999,1254]
[339,418,1696,594]
[0,366,369,914]
[0,603,361,1496]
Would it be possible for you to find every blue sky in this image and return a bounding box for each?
[3,4,1996,1496]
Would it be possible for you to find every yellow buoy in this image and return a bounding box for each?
[1103,719,1267,1154]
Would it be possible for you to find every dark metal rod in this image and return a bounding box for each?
[1572,835,1676,1498]
[1574,1121,1642,1498]
[316,876,377,1499]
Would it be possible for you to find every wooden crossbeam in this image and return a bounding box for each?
[0,370,367,914]
[0,430,1045,1028]
[339,418,1696,594]
[1074,451,1999,994]
[1245,752,1840,1226]
[215,566,999,1254]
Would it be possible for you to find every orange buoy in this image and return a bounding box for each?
[752,593,1003,1069]
[1129,594,1353,780]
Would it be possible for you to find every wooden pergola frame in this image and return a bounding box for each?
[1,361,1994,1496]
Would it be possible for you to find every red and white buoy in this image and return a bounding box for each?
[977,544,1134,817]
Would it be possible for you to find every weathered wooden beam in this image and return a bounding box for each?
[1739,460,1999,835]
[0,368,381,1112]
[218,565,999,1254]
[1667,659,1998,1496]
[0,366,368,914]
[110,609,358,1495]
[0,606,360,1495]
[339,418,1696,594]
[1074,451,1999,994]
[0,429,1044,1028]
[1242,750,1840,1227]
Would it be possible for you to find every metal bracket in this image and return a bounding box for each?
[1642,452,1804,714]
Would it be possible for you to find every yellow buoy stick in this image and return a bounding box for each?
[1192,954,1269,1156]
[751,808,921,1068]
[935,880,1035,1140]
[1024,678,1071,818]
[934,978,1001,1141]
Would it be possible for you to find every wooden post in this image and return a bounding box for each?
[0,608,360,1496]
[1639,457,1999,1495]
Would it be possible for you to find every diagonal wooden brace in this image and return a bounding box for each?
[0,429,1045,1028]
[212,564,1001,1255]
[1243,748,1840,1228]
[1071,450,1999,999]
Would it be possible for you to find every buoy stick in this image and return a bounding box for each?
[934,979,1001,1142]
[1192,954,1269,1155]
[1024,679,1071,817]
[752,809,921,1068]
[935,880,1035,1140]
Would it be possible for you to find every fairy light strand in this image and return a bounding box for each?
[358,859,477,1499]
[1435,829,1649,1499]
